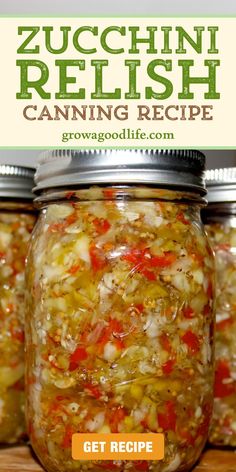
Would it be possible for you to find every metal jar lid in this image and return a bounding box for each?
[0,165,35,200]
[205,167,236,203]
[34,149,206,196]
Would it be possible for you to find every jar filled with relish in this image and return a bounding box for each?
[203,167,236,446]
[0,165,36,443]
[25,150,214,472]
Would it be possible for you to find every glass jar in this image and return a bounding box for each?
[202,168,236,447]
[0,165,36,443]
[25,150,215,472]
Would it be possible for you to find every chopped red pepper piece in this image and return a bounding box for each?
[114,338,125,350]
[103,188,116,199]
[177,212,190,225]
[162,358,176,375]
[96,319,125,353]
[158,400,176,432]
[48,213,76,233]
[179,428,195,446]
[90,244,107,272]
[216,317,234,331]
[183,306,195,319]
[141,268,156,281]
[11,329,25,343]
[68,263,80,275]
[134,461,149,471]
[109,318,123,334]
[65,213,77,225]
[93,218,111,234]
[214,360,235,398]
[98,463,119,470]
[84,383,102,399]
[149,252,176,268]
[61,425,74,448]
[159,333,172,353]
[181,330,200,354]
[109,407,126,432]
[65,191,75,200]
[122,249,143,265]
[135,303,144,313]
[69,347,87,371]
[123,248,176,268]
[70,347,87,362]
[122,248,175,281]
[97,318,124,347]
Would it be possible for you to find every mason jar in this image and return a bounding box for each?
[202,168,236,446]
[25,150,215,472]
[0,165,36,443]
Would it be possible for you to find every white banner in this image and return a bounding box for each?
[0,17,235,148]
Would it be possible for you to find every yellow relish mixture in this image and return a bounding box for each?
[26,188,214,472]
[206,221,236,446]
[0,210,36,443]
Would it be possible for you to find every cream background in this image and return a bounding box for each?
[0,3,234,166]
[0,17,235,148]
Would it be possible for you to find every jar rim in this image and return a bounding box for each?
[205,167,236,203]
[33,149,206,199]
[0,165,35,200]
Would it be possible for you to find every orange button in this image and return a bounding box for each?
[72,433,164,461]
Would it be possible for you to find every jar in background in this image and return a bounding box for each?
[0,165,36,443]
[202,168,236,446]
[26,150,214,472]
